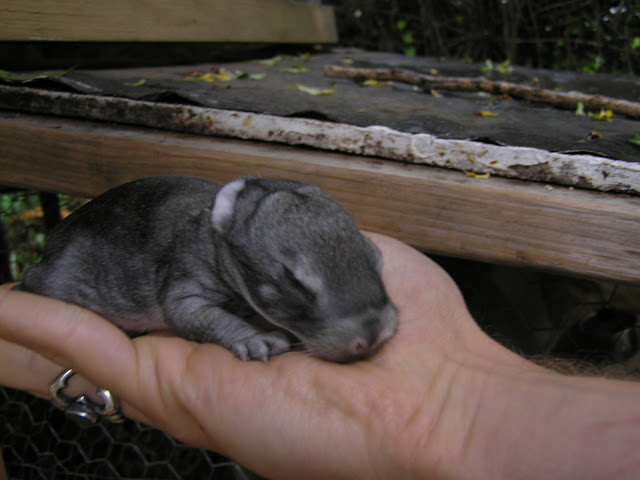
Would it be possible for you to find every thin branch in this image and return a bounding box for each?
[324,65,640,119]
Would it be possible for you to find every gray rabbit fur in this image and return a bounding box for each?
[16,176,397,362]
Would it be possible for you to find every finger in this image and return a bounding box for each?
[0,287,221,443]
[365,231,464,310]
[364,232,471,346]
[0,288,139,400]
[0,337,62,397]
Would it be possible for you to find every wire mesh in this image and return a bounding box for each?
[0,385,250,480]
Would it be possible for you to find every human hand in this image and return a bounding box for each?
[1,233,639,480]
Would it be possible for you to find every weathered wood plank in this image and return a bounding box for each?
[1,113,639,283]
[0,0,337,43]
[1,86,637,195]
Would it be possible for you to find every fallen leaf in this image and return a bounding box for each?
[575,102,585,115]
[465,171,491,179]
[341,58,354,65]
[587,130,602,139]
[216,74,234,81]
[183,72,215,82]
[496,59,512,74]
[234,71,267,80]
[124,78,146,87]
[588,108,613,121]
[362,79,392,87]
[252,55,284,66]
[296,84,336,96]
[429,89,442,97]
[0,66,75,83]
[473,111,499,117]
[628,134,640,147]
[281,65,310,74]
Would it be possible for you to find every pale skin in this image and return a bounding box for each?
[1,233,639,479]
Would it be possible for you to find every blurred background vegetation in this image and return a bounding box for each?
[329,0,640,74]
[0,192,82,282]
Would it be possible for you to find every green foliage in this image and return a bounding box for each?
[395,17,416,56]
[331,0,640,74]
[0,192,81,280]
[582,55,605,73]
[0,192,45,280]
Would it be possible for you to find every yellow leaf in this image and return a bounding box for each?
[473,111,499,117]
[587,130,602,139]
[296,85,336,96]
[465,171,491,179]
[588,108,613,121]
[496,59,512,74]
[216,74,234,81]
[362,79,392,87]
[183,72,215,82]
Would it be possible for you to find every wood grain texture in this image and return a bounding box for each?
[0,0,337,43]
[1,113,639,283]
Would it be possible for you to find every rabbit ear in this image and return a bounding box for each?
[290,254,325,295]
[211,178,246,233]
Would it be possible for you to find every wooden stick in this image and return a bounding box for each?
[324,65,640,119]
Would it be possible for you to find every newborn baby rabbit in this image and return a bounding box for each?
[17,176,397,363]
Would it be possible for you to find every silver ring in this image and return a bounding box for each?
[49,368,125,424]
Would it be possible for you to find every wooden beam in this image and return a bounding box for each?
[1,113,639,283]
[0,449,7,480]
[0,0,337,43]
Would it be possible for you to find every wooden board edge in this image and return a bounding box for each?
[1,113,639,283]
[0,0,338,43]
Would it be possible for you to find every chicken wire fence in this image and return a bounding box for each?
[0,386,252,480]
